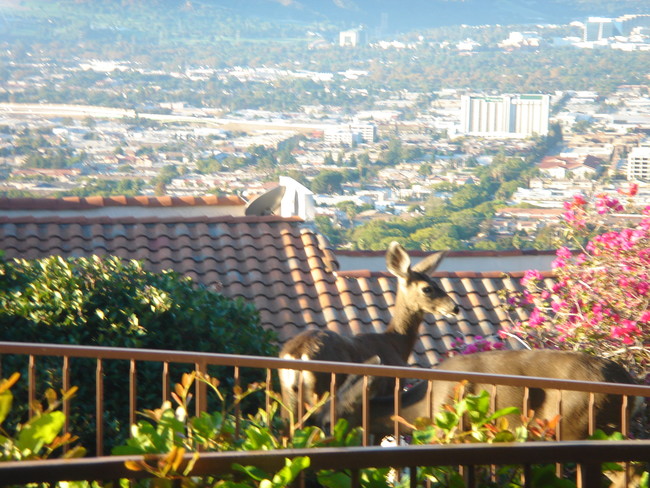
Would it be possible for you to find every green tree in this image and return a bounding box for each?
[311,170,344,194]
[314,215,347,246]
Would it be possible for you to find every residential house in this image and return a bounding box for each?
[538,155,604,179]
[0,196,543,367]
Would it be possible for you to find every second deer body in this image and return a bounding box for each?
[316,349,638,441]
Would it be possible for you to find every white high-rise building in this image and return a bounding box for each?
[339,27,367,47]
[627,146,650,181]
[461,94,550,138]
[584,17,618,41]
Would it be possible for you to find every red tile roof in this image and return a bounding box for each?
[0,213,544,366]
[0,195,246,210]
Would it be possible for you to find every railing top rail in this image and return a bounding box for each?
[2,441,650,484]
[1,341,648,396]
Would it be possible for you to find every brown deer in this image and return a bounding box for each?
[278,241,458,420]
[316,349,639,441]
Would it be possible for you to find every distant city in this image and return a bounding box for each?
[1,6,649,250]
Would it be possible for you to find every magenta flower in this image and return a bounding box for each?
[527,308,545,327]
[521,269,543,287]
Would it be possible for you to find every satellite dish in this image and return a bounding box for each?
[245,185,286,216]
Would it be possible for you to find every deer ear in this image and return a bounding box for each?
[411,250,447,274]
[386,241,411,279]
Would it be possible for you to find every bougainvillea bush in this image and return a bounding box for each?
[502,185,649,380]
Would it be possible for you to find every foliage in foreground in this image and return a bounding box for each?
[112,374,639,488]
[0,255,277,452]
[0,373,84,462]
[0,371,643,487]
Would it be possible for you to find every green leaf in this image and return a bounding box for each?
[488,406,520,422]
[434,410,459,431]
[17,411,65,454]
[492,430,516,443]
[233,463,269,482]
[0,388,13,425]
[317,470,352,488]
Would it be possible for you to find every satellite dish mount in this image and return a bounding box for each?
[245,186,286,216]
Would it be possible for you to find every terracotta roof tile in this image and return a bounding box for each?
[0,210,542,366]
[0,195,246,210]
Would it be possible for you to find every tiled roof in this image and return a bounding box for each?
[0,213,545,366]
[0,195,246,210]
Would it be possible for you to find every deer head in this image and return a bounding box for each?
[385,242,458,334]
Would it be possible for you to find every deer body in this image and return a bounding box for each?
[279,242,458,418]
[318,349,638,441]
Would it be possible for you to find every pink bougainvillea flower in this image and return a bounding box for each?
[618,183,639,197]
[521,269,543,287]
[527,308,545,327]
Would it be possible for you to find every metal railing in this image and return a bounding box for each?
[3,441,650,487]
[0,341,649,486]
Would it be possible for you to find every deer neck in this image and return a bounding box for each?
[384,295,425,361]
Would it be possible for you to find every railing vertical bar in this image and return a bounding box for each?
[394,376,401,441]
[329,372,337,436]
[62,355,70,452]
[265,368,272,416]
[426,380,434,418]
[234,366,241,440]
[556,389,562,441]
[465,465,476,488]
[588,392,596,436]
[362,375,369,447]
[621,394,631,486]
[522,386,530,417]
[162,361,170,404]
[28,354,36,418]
[489,383,499,483]
[296,370,304,431]
[351,468,361,488]
[96,358,104,456]
[621,394,629,437]
[129,359,137,428]
[577,462,602,488]
[523,464,532,488]
[409,466,417,488]
[194,360,208,417]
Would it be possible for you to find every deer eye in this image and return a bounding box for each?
[422,286,433,294]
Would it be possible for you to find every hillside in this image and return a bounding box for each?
[1,0,647,36]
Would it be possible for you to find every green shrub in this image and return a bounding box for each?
[0,255,278,453]
[0,373,84,462]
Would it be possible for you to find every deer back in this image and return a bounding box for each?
[317,349,637,441]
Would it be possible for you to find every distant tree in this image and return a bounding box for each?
[314,215,347,246]
[310,170,344,194]
[156,165,180,185]
[323,152,335,166]
[196,158,223,174]
[409,223,463,251]
[449,209,482,240]
[350,220,407,250]
[418,163,433,177]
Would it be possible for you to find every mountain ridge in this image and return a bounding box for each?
[3,0,647,33]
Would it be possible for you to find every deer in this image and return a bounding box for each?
[315,349,640,441]
[278,241,459,421]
